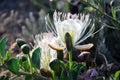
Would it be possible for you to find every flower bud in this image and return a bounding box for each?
[16,38,26,48]
[65,32,73,51]
[49,59,61,76]
[20,55,27,62]
[78,51,90,62]
[21,44,30,54]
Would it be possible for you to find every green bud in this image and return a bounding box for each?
[19,55,27,65]
[65,32,73,51]
[16,38,26,48]
[21,44,30,54]
[20,55,27,62]
[49,59,61,76]
[57,50,63,61]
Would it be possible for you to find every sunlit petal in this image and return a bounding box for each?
[33,33,57,70]
[46,11,95,46]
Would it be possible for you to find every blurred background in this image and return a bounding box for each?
[0,0,120,70]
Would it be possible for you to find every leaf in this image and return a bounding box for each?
[49,59,61,76]
[25,76,32,80]
[32,48,41,69]
[16,38,26,48]
[0,36,7,59]
[19,55,28,68]
[111,6,120,20]
[49,59,60,71]
[60,70,68,80]
[71,62,82,80]
[0,76,9,80]
[72,62,79,70]
[60,70,73,80]
[114,70,120,80]
[22,61,30,71]
[6,58,19,74]
[59,60,67,70]
[99,0,105,12]
[5,51,11,60]
[96,77,104,80]
[87,0,97,7]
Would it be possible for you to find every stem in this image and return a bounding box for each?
[52,71,57,80]
[28,54,33,73]
[68,51,72,70]
[18,71,49,80]
[10,75,19,80]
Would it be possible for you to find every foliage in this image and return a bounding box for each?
[0,34,119,80]
[0,0,120,80]
[114,70,120,80]
[0,37,48,80]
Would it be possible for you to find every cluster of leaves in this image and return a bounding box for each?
[1,0,120,80]
[0,35,120,80]
[0,37,47,80]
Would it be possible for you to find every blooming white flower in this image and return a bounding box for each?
[33,33,57,70]
[45,11,95,46]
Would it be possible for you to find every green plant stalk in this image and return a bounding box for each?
[52,71,57,80]
[69,51,72,70]
[27,54,33,73]
[10,75,19,80]
[18,71,49,80]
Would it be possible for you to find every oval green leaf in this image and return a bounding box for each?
[6,58,19,74]
[32,47,41,69]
